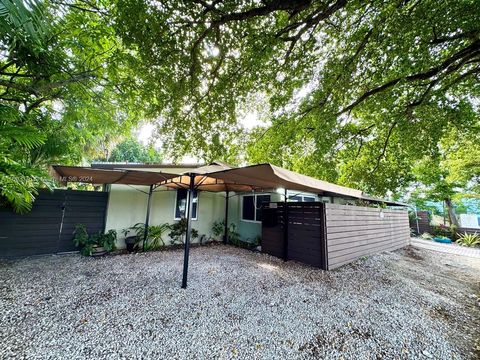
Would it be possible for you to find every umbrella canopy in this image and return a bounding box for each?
[50,165,178,186]
[161,161,261,192]
[202,163,363,198]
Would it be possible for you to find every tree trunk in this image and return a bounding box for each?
[445,198,459,227]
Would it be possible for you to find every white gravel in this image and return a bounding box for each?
[0,245,479,359]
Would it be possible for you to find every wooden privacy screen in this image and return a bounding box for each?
[325,203,410,269]
[262,202,327,269]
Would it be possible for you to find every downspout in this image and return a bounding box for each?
[283,188,288,261]
[181,174,195,289]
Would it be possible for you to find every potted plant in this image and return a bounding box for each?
[73,224,117,256]
[121,227,138,252]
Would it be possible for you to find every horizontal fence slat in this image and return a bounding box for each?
[328,236,408,258]
[327,226,410,240]
[327,223,409,235]
[328,232,410,252]
[328,242,406,269]
[327,219,409,227]
[327,230,410,247]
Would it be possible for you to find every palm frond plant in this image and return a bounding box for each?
[124,222,170,251]
[456,232,480,247]
[0,106,54,213]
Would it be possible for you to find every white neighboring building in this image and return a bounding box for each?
[459,214,480,229]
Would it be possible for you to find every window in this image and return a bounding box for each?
[242,194,270,222]
[175,189,198,220]
[288,194,317,202]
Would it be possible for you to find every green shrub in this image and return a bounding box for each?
[169,218,198,244]
[421,232,432,240]
[456,232,480,247]
[431,224,457,239]
[211,220,240,243]
[73,224,117,256]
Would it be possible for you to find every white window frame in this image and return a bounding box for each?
[174,189,199,221]
[241,194,270,223]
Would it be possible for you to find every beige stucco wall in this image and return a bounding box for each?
[105,185,226,248]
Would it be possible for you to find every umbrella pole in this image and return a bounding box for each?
[181,174,195,289]
[224,190,229,244]
[143,184,154,252]
[283,188,289,261]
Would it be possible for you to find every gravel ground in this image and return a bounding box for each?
[0,244,479,360]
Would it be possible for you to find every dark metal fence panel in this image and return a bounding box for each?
[457,227,480,236]
[0,189,108,258]
[59,190,109,252]
[410,210,430,234]
[325,204,409,269]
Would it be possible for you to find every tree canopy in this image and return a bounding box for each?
[0,0,141,211]
[2,0,479,211]
[108,138,163,163]
[111,0,480,198]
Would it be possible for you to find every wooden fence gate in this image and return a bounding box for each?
[0,189,109,258]
[262,202,327,269]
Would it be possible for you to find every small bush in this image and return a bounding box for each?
[421,232,432,240]
[169,218,198,244]
[123,222,170,251]
[73,224,117,256]
[431,224,457,239]
[211,220,240,243]
[456,232,480,247]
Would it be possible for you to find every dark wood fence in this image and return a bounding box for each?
[325,204,410,269]
[0,189,108,258]
[262,202,327,269]
[457,227,480,236]
[410,210,430,234]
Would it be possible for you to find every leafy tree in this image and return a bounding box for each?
[112,0,479,197]
[108,138,163,163]
[0,1,141,211]
[410,156,461,226]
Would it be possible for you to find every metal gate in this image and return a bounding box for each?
[0,189,108,258]
[262,202,327,269]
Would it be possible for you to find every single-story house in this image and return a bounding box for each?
[91,161,363,248]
